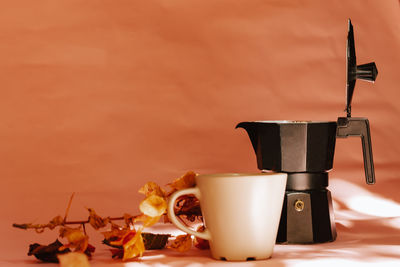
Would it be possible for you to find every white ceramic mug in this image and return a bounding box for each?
[167,172,287,261]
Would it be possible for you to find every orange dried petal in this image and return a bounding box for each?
[134,214,161,227]
[194,226,210,250]
[87,208,109,230]
[168,234,192,252]
[168,171,197,193]
[139,182,165,197]
[48,216,64,229]
[102,228,130,244]
[59,227,81,240]
[59,227,89,252]
[139,195,167,217]
[109,229,136,247]
[122,230,145,260]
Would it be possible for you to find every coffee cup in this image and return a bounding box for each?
[167,172,287,261]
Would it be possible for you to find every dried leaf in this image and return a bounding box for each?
[108,229,136,247]
[58,252,90,267]
[12,223,30,230]
[102,227,133,251]
[49,216,64,229]
[139,182,165,197]
[194,226,210,250]
[105,228,146,260]
[142,233,170,250]
[28,239,70,263]
[87,208,109,230]
[123,213,135,227]
[110,248,124,259]
[122,229,145,260]
[84,244,96,258]
[134,214,161,227]
[174,195,202,221]
[168,234,192,252]
[102,228,130,244]
[168,171,197,194]
[139,195,167,217]
[103,231,170,250]
[13,215,64,232]
[59,227,89,252]
[163,214,171,223]
[103,239,122,249]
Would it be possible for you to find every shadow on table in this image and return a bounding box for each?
[93,248,287,266]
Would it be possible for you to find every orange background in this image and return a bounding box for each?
[1,0,399,262]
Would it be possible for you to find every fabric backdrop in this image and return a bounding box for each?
[1,0,399,264]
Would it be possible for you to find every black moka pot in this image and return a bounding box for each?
[236,20,378,244]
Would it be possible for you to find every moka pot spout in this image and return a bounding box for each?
[235,122,260,154]
[235,121,283,171]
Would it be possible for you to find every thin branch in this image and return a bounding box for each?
[63,193,75,223]
[64,219,89,225]
[63,216,125,225]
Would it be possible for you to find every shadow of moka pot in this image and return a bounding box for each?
[236,19,378,244]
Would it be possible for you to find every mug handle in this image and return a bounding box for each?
[167,187,211,240]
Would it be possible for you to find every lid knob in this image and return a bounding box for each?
[346,19,378,117]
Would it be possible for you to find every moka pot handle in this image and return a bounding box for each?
[337,117,375,184]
